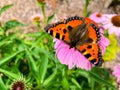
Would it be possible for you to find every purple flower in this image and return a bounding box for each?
[90,12,120,36]
[112,65,120,84]
[54,27,109,70]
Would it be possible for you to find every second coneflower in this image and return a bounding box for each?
[90,12,120,36]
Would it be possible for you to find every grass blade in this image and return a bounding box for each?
[71,78,82,89]
[0,77,7,90]
[89,72,116,90]
[43,68,57,86]
[0,50,24,66]
[25,49,38,79]
[39,56,49,84]
[0,68,19,79]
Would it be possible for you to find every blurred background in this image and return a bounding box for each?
[0,0,120,90]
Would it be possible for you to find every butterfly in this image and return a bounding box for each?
[44,16,103,66]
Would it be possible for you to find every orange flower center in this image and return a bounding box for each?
[96,13,102,17]
[33,16,41,22]
[111,15,120,27]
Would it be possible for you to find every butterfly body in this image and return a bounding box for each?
[44,16,103,66]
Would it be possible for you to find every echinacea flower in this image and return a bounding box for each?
[54,27,109,70]
[112,65,120,84]
[10,76,31,90]
[102,14,120,36]
[90,12,120,36]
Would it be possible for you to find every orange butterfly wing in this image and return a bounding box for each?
[44,16,103,66]
[77,44,103,66]
[44,22,70,42]
[85,18,100,43]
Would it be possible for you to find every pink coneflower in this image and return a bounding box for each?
[90,12,120,36]
[112,65,120,84]
[103,14,120,36]
[54,27,109,70]
[90,12,105,24]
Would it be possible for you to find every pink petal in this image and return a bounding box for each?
[112,65,120,83]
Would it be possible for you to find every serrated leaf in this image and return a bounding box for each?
[0,4,13,15]
[47,14,54,24]
[4,20,27,30]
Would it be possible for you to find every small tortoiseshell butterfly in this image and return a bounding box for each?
[44,16,103,66]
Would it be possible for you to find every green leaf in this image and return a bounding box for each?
[4,20,27,30]
[104,29,109,37]
[0,77,7,90]
[0,49,24,66]
[25,49,38,79]
[0,68,19,79]
[0,4,13,15]
[0,27,4,35]
[43,69,57,86]
[71,78,82,89]
[89,72,116,90]
[39,55,49,84]
[47,14,54,24]
[62,77,69,90]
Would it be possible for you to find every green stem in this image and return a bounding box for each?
[40,4,47,25]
